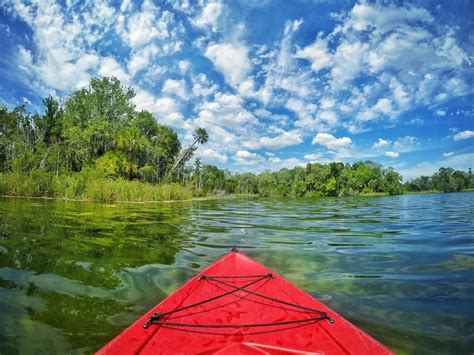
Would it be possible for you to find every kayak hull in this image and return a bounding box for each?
[97,251,393,354]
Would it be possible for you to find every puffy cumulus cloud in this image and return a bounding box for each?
[312,133,352,149]
[178,60,191,74]
[317,110,338,127]
[343,2,433,34]
[8,0,108,94]
[7,0,188,97]
[373,138,390,149]
[132,90,190,130]
[296,2,470,128]
[286,97,318,129]
[295,38,331,72]
[128,44,159,76]
[304,152,322,162]
[190,91,265,159]
[119,1,175,49]
[453,130,474,141]
[191,73,219,98]
[162,79,187,99]
[98,57,130,84]
[234,150,264,165]
[193,1,222,30]
[357,98,394,122]
[259,130,303,149]
[205,42,253,93]
[195,92,256,126]
[196,148,228,163]
[385,151,399,158]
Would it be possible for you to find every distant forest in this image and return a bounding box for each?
[1,77,472,202]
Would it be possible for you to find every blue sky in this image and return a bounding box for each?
[0,0,473,179]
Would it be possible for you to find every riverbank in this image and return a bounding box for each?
[0,172,192,203]
[1,172,471,204]
[0,172,258,203]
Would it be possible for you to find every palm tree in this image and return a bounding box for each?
[169,128,208,176]
[193,128,209,146]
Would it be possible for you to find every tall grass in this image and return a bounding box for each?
[0,171,192,202]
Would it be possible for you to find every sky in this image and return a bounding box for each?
[0,0,473,179]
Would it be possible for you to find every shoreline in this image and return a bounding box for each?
[0,193,257,204]
[1,190,472,204]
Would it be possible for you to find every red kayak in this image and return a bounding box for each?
[97,250,393,354]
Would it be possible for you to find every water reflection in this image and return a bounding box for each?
[0,193,473,354]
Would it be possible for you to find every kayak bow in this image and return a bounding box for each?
[97,250,393,354]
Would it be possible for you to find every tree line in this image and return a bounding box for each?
[186,162,472,197]
[186,160,403,197]
[1,76,472,201]
[404,167,473,193]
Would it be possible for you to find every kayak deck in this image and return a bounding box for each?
[97,251,393,354]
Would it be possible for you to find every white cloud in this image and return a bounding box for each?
[304,153,322,161]
[155,96,179,115]
[178,60,190,73]
[357,98,394,121]
[197,148,228,163]
[98,57,130,84]
[393,136,420,152]
[385,151,399,158]
[162,79,187,99]
[235,150,264,165]
[255,108,272,118]
[318,110,338,127]
[128,44,159,76]
[345,2,433,34]
[205,42,251,89]
[286,97,318,130]
[443,152,454,157]
[132,90,190,129]
[435,109,447,117]
[295,38,331,72]
[312,133,352,149]
[191,73,218,97]
[193,1,222,30]
[195,92,255,126]
[257,19,315,111]
[295,2,470,130]
[453,130,474,141]
[373,138,390,149]
[259,130,303,149]
[120,1,174,49]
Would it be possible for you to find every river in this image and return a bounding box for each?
[0,193,473,354]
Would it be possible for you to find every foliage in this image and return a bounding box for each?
[0,171,192,202]
[0,76,207,187]
[404,167,473,193]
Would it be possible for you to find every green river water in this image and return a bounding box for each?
[0,193,473,354]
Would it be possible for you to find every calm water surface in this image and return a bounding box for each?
[0,193,473,354]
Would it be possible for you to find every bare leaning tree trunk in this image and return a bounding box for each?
[168,128,208,179]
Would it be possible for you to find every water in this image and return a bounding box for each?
[0,193,473,354]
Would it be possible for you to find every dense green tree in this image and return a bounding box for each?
[0,77,183,184]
